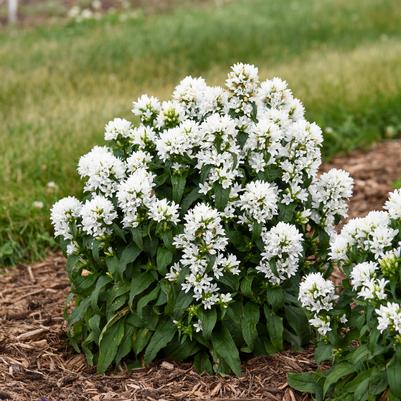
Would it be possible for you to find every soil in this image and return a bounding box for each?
[1,139,401,401]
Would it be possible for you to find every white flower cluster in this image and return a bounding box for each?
[329,189,401,340]
[78,146,126,196]
[311,169,353,233]
[376,302,401,335]
[237,180,278,226]
[330,209,399,262]
[256,222,304,285]
[53,63,355,331]
[350,261,388,301]
[167,203,240,310]
[50,196,82,240]
[299,273,338,335]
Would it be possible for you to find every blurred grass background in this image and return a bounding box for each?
[1,0,401,265]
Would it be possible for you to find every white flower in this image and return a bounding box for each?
[148,198,180,224]
[78,146,125,196]
[126,150,153,173]
[156,101,185,129]
[198,86,228,116]
[116,169,155,228]
[226,63,259,98]
[309,315,332,336]
[350,262,388,301]
[350,262,377,290]
[104,118,133,141]
[237,180,279,226]
[132,94,160,125]
[173,76,207,118]
[80,195,117,238]
[129,126,156,149]
[385,189,401,220]
[299,273,338,314]
[156,120,200,162]
[311,169,353,230]
[376,302,401,334]
[257,222,303,284]
[329,235,349,261]
[51,196,82,240]
[367,226,398,258]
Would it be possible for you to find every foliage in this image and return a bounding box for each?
[2,0,401,265]
[290,189,401,400]
[51,63,353,374]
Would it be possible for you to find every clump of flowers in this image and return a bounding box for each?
[290,189,401,400]
[51,63,353,375]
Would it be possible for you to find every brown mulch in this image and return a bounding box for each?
[1,139,401,401]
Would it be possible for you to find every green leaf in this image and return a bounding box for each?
[265,307,284,352]
[284,304,310,347]
[137,286,160,317]
[240,275,254,298]
[90,275,112,313]
[171,173,186,203]
[323,363,355,396]
[143,319,176,365]
[166,338,201,361]
[115,325,134,364]
[119,243,141,278]
[129,271,154,306]
[266,286,284,311]
[387,357,401,397]
[278,203,296,223]
[198,308,217,339]
[181,187,201,214]
[97,319,125,373]
[214,182,231,211]
[242,303,260,350]
[211,323,241,376]
[171,291,193,319]
[133,327,152,355]
[288,372,323,400]
[193,352,213,374]
[131,227,144,250]
[156,247,173,275]
[315,343,333,364]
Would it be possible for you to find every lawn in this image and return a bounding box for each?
[1,0,401,265]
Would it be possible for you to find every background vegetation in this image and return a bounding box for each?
[1,0,401,265]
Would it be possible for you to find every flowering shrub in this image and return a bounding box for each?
[290,189,401,400]
[51,63,353,375]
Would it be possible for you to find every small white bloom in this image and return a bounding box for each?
[148,198,180,224]
[51,196,82,240]
[80,195,117,238]
[385,189,401,220]
[376,302,401,334]
[299,273,338,314]
[104,118,133,141]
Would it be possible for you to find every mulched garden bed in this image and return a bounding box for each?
[1,139,401,401]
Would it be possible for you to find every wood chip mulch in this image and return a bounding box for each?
[1,139,400,401]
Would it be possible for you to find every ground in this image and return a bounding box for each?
[1,140,400,401]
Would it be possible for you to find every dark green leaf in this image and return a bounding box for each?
[181,187,201,214]
[266,286,284,311]
[288,372,323,400]
[211,324,241,376]
[323,363,355,396]
[315,343,333,364]
[143,319,176,365]
[97,319,125,373]
[133,327,152,355]
[387,357,401,397]
[240,275,254,298]
[137,286,160,317]
[90,275,112,313]
[129,272,154,306]
[171,173,186,203]
[265,307,283,352]
[198,308,217,339]
[214,183,231,211]
[193,352,213,374]
[156,247,173,275]
[242,303,260,350]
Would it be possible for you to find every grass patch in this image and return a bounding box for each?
[1,0,401,264]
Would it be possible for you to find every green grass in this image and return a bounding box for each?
[1,0,401,265]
